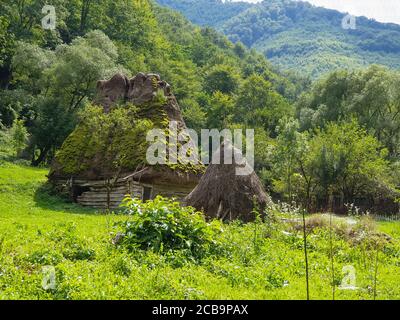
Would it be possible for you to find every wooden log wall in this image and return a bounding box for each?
[51,178,196,209]
[76,180,142,209]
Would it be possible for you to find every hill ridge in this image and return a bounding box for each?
[157,0,400,78]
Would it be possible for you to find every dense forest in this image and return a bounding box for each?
[157,0,400,78]
[0,0,399,213]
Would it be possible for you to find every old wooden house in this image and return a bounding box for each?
[49,73,202,209]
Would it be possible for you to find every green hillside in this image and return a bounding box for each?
[156,0,252,27]
[157,0,400,78]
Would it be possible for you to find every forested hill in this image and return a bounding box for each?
[156,0,400,78]
[156,0,252,28]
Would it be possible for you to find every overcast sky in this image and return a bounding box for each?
[230,0,400,24]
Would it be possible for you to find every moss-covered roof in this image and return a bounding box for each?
[50,90,204,182]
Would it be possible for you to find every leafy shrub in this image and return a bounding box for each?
[10,119,28,156]
[62,244,96,261]
[45,223,96,261]
[112,255,135,277]
[265,269,286,289]
[114,196,221,260]
[23,249,63,266]
[0,128,12,161]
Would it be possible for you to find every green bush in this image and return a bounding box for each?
[0,128,11,157]
[115,196,221,260]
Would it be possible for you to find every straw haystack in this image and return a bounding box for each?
[185,143,272,221]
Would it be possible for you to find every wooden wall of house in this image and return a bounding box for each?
[51,178,196,209]
[76,180,142,209]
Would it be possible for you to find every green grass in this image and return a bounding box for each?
[0,161,399,300]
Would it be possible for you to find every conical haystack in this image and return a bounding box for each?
[185,142,272,222]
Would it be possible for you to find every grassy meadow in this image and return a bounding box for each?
[0,160,399,300]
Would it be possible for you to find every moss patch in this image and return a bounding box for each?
[54,93,203,177]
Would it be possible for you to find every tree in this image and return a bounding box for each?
[233,41,246,58]
[296,66,400,157]
[92,0,157,53]
[269,119,397,211]
[46,31,120,112]
[307,120,396,210]
[204,64,240,95]
[11,41,55,93]
[157,59,202,101]
[11,30,122,165]
[79,0,92,34]
[271,118,309,203]
[29,97,75,166]
[235,74,292,135]
[10,119,28,156]
[0,16,15,88]
[181,98,206,133]
[207,91,234,129]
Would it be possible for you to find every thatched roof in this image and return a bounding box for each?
[123,166,200,187]
[49,73,203,185]
[185,142,272,222]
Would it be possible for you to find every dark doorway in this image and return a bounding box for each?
[72,185,90,202]
[142,186,153,201]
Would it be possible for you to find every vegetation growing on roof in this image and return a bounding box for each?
[55,104,153,175]
[54,90,203,177]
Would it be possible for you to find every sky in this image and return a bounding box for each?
[229,0,400,24]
